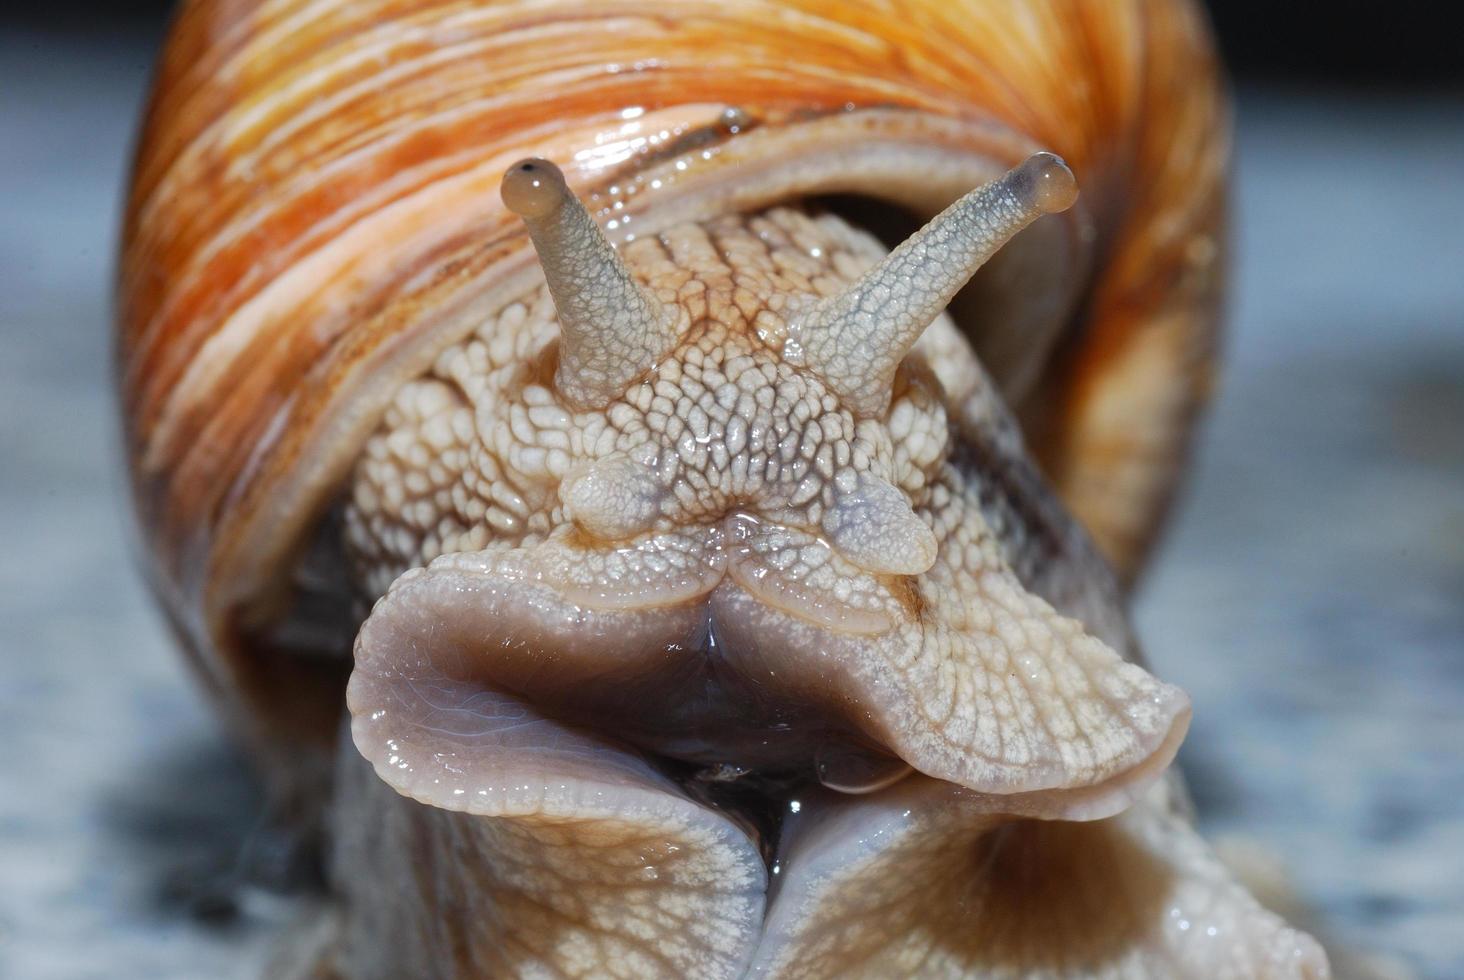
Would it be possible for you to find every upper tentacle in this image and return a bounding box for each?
[502,158,684,409]
[789,153,1077,416]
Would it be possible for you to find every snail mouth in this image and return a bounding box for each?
[347,539,1190,839]
[346,547,921,849]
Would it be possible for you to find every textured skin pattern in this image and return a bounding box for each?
[333,729,766,980]
[344,202,1189,802]
[791,153,1074,416]
[336,740,1328,979]
[753,780,1328,978]
[346,206,923,595]
[504,159,689,409]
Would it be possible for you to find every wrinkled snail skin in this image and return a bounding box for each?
[116,1,1325,977]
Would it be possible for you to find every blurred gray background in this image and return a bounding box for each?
[2,3,1461,978]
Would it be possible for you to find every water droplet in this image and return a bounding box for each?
[719,107,750,134]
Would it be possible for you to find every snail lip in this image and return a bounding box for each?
[349,544,1188,830]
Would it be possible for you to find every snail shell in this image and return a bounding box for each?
[117,1,1326,977]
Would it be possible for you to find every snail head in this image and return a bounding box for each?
[343,153,1185,818]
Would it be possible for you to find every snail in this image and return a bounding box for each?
[116,0,1331,976]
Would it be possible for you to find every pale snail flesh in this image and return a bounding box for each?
[115,1,1330,977]
[327,152,1322,979]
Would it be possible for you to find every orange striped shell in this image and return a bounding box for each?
[118,0,1228,789]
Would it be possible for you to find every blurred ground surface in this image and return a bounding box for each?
[2,27,1461,980]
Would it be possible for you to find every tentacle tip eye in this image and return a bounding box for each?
[502,157,568,219]
[1018,151,1079,215]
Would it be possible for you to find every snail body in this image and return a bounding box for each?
[118,1,1328,976]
